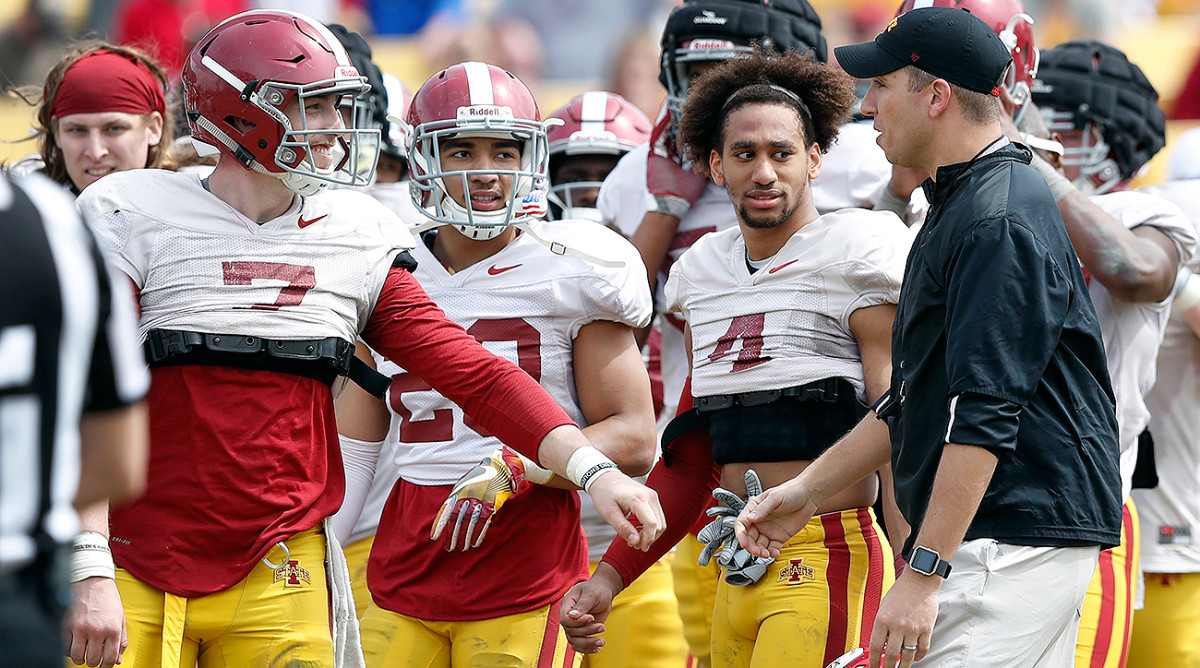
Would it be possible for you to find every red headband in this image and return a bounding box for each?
[49,49,166,120]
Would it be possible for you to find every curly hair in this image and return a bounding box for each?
[13,40,178,187]
[677,51,855,177]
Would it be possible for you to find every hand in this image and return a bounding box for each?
[430,446,527,551]
[586,471,665,551]
[64,576,127,668]
[734,476,818,559]
[699,470,774,585]
[868,570,940,668]
[560,562,624,654]
[646,111,707,219]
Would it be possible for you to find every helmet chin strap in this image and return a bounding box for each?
[277,171,327,196]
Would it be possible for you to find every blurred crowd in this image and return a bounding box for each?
[3,0,1200,125]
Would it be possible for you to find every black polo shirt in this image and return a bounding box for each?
[879,141,1122,553]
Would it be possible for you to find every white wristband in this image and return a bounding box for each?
[70,532,115,582]
[1174,268,1200,312]
[565,445,619,493]
[515,452,555,486]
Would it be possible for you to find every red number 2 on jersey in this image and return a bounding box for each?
[708,313,772,372]
[222,261,316,310]
[390,318,542,443]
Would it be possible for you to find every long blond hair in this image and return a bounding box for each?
[13,41,179,186]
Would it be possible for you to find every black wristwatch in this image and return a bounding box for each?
[908,546,952,578]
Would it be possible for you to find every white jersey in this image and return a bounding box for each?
[377,220,652,485]
[1087,190,1196,501]
[1131,179,1200,572]
[598,142,736,429]
[77,170,414,342]
[598,131,894,426]
[666,208,912,400]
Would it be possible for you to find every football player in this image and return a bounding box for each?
[596,4,836,662]
[25,41,174,194]
[563,51,910,668]
[1027,40,1197,668]
[64,13,664,668]
[546,91,651,223]
[1129,128,1200,665]
[331,61,660,668]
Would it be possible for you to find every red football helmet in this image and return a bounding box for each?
[894,0,1038,115]
[182,10,380,195]
[545,91,651,221]
[406,61,550,239]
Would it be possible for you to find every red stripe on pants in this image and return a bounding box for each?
[538,598,566,668]
[822,513,852,667]
[1118,506,1135,666]
[858,508,886,648]
[1089,549,1116,668]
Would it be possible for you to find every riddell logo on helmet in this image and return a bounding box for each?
[686,39,737,50]
[458,105,514,120]
[336,66,359,79]
[694,10,729,24]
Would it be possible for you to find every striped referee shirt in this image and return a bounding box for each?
[0,172,148,574]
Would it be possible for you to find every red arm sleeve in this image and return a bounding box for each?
[601,379,721,587]
[361,266,575,461]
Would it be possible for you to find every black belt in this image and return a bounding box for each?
[693,378,844,413]
[145,329,390,399]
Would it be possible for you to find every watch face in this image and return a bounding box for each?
[910,547,938,574]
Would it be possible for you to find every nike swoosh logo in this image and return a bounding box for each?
[488,264,522,275]
[298,214,327,228]
[768,259,799,274]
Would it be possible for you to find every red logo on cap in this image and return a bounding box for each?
[990,86,1001,97]
[911,53,920,62]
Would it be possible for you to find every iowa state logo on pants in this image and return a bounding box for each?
[273,559,312,587]
[777,558,815,584]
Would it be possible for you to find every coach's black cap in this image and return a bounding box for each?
[834,6,1013,96]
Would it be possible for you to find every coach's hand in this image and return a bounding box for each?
[646,111,707,219]
[734,476,818,559]
[869,569,939,668]
[561,562,624,654]
[65,576,127,668]
[588,472,665,551]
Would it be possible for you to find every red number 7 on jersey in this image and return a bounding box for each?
[222,261,316,310]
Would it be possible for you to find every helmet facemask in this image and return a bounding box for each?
[1041,109,1120,194]
[256,78,381,195]
[408,112,551,240]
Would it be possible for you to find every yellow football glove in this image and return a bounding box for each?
[430,446,528,551]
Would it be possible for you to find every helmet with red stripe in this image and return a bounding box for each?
[182,10,380,195]
[546,91,651,221]
[406,61,550,239]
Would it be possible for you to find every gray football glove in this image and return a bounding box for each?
[696,469,775,586]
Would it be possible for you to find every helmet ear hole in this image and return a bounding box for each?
[225,116,256,131]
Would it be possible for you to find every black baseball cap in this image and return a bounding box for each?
[834,6,1013,96]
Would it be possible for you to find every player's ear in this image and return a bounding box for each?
[807,141,821,180]
[710,149,725,186]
